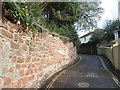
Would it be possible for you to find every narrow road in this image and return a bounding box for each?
[44,55,120,89]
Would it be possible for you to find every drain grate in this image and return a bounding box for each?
[78,82,90,88]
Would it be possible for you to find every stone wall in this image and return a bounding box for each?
[0,20,77,88]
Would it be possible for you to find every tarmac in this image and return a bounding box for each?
[40,54,120,89]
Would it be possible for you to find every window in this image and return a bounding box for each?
[118,31,120,38]
[84,37,86,41]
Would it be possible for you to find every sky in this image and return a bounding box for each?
[78,0,118,37]
[97,0,118,28]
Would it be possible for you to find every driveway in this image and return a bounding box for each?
[42,55,120,89]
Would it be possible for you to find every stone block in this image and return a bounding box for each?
[2,67,8,77]
[4,39,10,49]
[1,29,13,39]
[15,79,22,88]
[16,57,25,63]
[0,41,3,49]
[0,62,2,76]
[4,77,12,86]
[21,51,29,57]
[13,71,20,81]
[19,37,24,43]
[10,40,19,49]
[14,33,19,42]
[22,44,28,51]
[0,77,4,89]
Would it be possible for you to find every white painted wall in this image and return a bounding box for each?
[114,31,120,44]
[80,34,92,44]
[114,32,118,40]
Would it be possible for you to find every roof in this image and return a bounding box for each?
[114,30,120,33]
[79,32,93,38]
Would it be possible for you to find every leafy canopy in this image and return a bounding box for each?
[90,19,120,45]
[104,19,120,42]
[2,2,103,51]
[90,29,105,44]
[41,2,103,29]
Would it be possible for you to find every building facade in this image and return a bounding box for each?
[114,30,120,44]
[79,32,92,44]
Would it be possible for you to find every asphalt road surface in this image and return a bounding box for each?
[43,55,120,89]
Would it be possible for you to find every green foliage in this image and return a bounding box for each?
[40,2,102,50]
[91,19,120,45]
[41,2,103,29]
[104,19,120,31]
[3,2,35,30]
[104,19,120,42]
[90,29,105,44]
[43,21,81,49]
[3,2,103,51]
[77,2,103,30]
[41,2,81,25]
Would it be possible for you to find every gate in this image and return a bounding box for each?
[78,42,97,55]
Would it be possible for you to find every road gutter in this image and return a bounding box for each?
[97,56,120,87]
[46,56,82,90]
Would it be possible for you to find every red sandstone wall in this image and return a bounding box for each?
[0,21,77,88]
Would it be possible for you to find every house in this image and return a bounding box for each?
[114,30,120,44]
[114,1,120,44]
[79,32,93,44]
[79,31,97,55]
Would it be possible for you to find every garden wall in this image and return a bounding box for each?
[0,20,77,88]
[97,45,120,70]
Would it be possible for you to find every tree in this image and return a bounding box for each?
[90,29,105,44]
[41,2,103,29]
[76,2,103,30]
[90,19,120,45]
[104,19,120,31]
[2,2,103,51]
[39,2,103,50]
[104,19,120,42]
